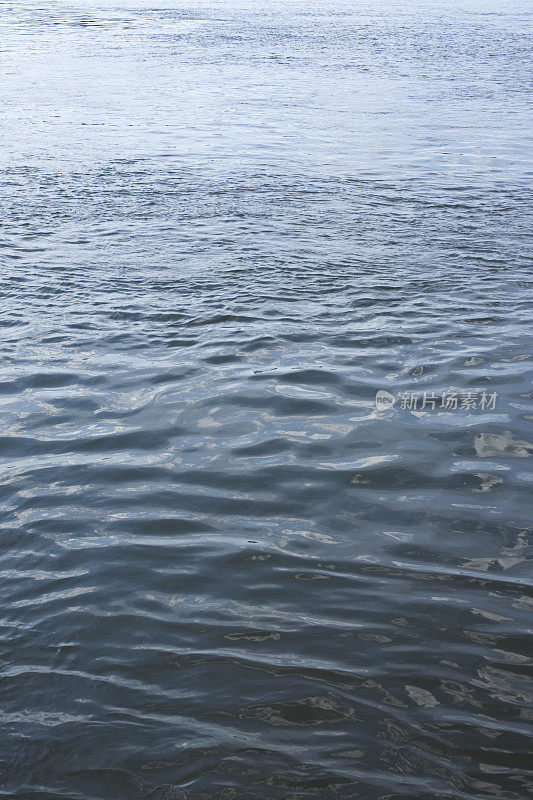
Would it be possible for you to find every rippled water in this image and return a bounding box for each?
[1,1,532,798]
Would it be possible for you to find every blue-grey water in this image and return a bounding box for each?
[1,1,532,798]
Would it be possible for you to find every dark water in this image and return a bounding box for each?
[1,1,532,798]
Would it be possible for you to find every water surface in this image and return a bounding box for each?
[1,1,532,798]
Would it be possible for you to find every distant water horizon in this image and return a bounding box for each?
[1,1,532,799]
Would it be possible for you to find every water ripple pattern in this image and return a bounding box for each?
[0,1,532,798]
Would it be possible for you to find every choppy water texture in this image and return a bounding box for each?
[1,0,532,798]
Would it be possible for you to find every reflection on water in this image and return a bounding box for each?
[0,0,532,798]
